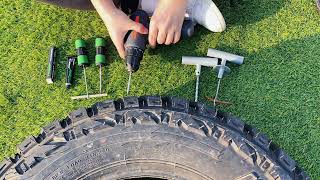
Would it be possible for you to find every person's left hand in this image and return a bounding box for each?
[148,0,187,48]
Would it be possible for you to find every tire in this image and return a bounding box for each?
[0,96,309,180]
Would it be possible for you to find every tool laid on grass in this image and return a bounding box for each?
[207,48,244,106]
[75,39,90,99]
[46,47,56,84]
[182,56,219,102]
[71,39,108,100]
[95,38,107,94]
[66,56,76,89]
[125,10,196,95]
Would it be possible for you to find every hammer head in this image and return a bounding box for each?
[207,48,244,65]
[182,56,219,67]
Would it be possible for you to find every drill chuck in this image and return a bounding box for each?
[126,47,144,72]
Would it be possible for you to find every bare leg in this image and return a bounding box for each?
[37,0,95,10]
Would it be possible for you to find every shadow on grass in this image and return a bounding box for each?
[215,0,286,26]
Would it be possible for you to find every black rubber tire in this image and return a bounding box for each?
[0,96,309,179]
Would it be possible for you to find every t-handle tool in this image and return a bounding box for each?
[72,39,109,100]
[182,56,219,102]
[95,38,107,94]
[207,48,244,106]
[75,39,89,99]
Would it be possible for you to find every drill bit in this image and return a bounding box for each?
[83,67,89,99]
[126,71,132,95]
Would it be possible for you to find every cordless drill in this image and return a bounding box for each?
[124,10,195,94]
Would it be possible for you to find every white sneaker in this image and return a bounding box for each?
[140,0,226,32]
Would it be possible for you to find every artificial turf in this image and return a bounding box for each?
[0,0,319,178]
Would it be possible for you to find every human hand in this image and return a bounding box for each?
[92,0,148,59]
[103,9,148,59]
[148,0,187,47]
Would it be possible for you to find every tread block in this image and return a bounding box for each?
[143,96,162,107]
[277,150,296,172]
[69,108,89,123]
[42,120,62,137]
[95,100,116,113]
[239,142,257,164]
[168,97,189,112]
[295,169,310,180]
[0,160,12,177]
[15,162,29,175]
[253,133,271,151]
[123,97,140,108]
[225,115,245,133]
[259,156,273,171]
[18,137,37,155]
[195,103,217,118]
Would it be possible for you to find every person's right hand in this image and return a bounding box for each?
[91,0,148,59]
[102,9,148,59]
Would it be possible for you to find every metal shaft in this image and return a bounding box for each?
[71,93,108,100]
[195,75,200,102]
[214,78,222,106]
[99,65,102,94]
[126,72,132,95]
[83,67,89,99]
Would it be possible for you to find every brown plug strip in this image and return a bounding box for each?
[206,97,233,105]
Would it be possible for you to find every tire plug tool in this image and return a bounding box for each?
[46,47,56,84]
[71,39,108,100]
[66,56,76,89]
[124,10,196,95]
[74,39,89,99]
[182,56,219,102]
[207,48,244,106]
[95,38,107,94]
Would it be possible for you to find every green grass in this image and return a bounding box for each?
[0,0,319,178]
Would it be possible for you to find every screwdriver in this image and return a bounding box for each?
[75,39,89,99]
[95,38,107,94]
[66,56,76,89]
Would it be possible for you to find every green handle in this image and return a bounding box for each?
[95,38,107,47]
[95,38,107,66]
[77,55,89,66]
[75,39,89,66]
[75,39,86,49]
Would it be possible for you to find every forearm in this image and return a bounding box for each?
[91,0,120,21]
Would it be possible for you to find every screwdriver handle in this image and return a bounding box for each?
[75,39,89,67]
[66,56,76,89]
[95,38,107,66]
